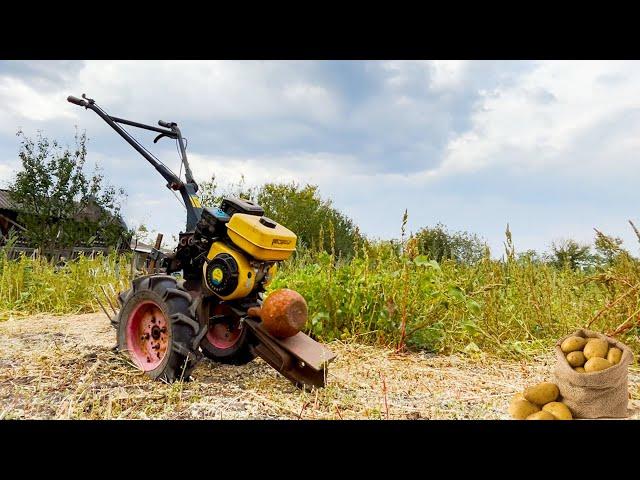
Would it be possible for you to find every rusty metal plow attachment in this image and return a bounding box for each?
[243,318,337,389]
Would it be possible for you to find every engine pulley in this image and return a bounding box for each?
[203,241,257,300]
[205,253,239,296]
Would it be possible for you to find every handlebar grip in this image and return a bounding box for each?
[158,120,173,128]
[67,95,87,107]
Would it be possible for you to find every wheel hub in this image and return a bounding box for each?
[126,301,169,371]
[205,304,243,349]
[151,325,161,340]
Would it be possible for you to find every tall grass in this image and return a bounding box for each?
[0,246,131,319]
[271,241,640,358]
[1,232,639,358]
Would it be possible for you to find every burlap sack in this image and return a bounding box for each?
[554,329,634,419]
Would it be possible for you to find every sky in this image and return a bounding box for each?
[0,60,639,256]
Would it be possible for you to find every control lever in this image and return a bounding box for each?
[153,132,171,143]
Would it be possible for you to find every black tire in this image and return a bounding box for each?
[200,328,256,365]
[115,274,201,382]
[199,303,256,365]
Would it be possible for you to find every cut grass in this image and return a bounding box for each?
[2,312,637,419]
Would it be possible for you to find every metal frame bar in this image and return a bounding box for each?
[110,116,178,137]
[75,99,203,231]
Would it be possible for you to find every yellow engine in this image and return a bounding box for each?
[226,214,296,261]
[202,214,296,300]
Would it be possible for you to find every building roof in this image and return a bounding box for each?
[131,239,174,255]
[0,189,15,210]
[0,188,127,229]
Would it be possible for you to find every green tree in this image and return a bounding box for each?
[198,176,361,258]
[549,239,594,270]
[8,130,128,251]
[517,249,544,264]
[593,228,625,265]
[198,174,257,208]
[414,223,487,264]
[256,182,361,258]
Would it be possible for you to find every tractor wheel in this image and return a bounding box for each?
[200,303,256,365]
[115,275,201,382]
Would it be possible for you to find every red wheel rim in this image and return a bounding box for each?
[126,300,169,371]
[206,305,243,349]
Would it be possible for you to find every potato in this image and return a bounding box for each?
[561,336,587,353]
[607,347,622,365]
[509,395,540,419]
[574,367,586,373]
[523,382,559,406]
[526,411,556,420]
[542,402,573,420]
[583,338,609,360]
[566,351,586,367]
[584,357,612,373]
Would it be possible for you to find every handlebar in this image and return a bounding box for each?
[67,93,200,230]
[67,95,88,107]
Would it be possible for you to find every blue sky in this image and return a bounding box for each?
[0,60,639,255]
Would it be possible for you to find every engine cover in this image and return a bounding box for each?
[226,213,296,261]
[203,241,256,300]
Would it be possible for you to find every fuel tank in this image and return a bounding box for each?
[226,214,296,261]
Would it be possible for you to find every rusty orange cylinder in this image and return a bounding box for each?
[252,288,308,339]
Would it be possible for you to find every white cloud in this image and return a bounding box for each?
[0,61,343,138]
[429,60,467,91]
[0,161,16,186]
[70,61,341,124]
[282,82,339,122]
[0,76,76,133]
[380,60,469,92]
[2,60,640,254]
[432,60,640,179]
[188,151,363,188]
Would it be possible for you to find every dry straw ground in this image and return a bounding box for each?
[1,312,638,420]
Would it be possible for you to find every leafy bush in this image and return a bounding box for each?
[270,240,640,357]
[198,176,362,258]
[413,223,488,265]
[257,182,361,258]
[2,218,639,359]
[549,239,594,270]
[7,131,128,250]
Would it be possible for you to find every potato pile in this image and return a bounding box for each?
[509,382,573,420]
[561,336,622,373]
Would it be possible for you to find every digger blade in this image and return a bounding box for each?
[243,318,336,389]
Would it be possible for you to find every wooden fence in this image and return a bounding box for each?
[2,245,112,262]
[1,237,172,276]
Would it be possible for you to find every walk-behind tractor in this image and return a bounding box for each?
[67,94,336,389]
